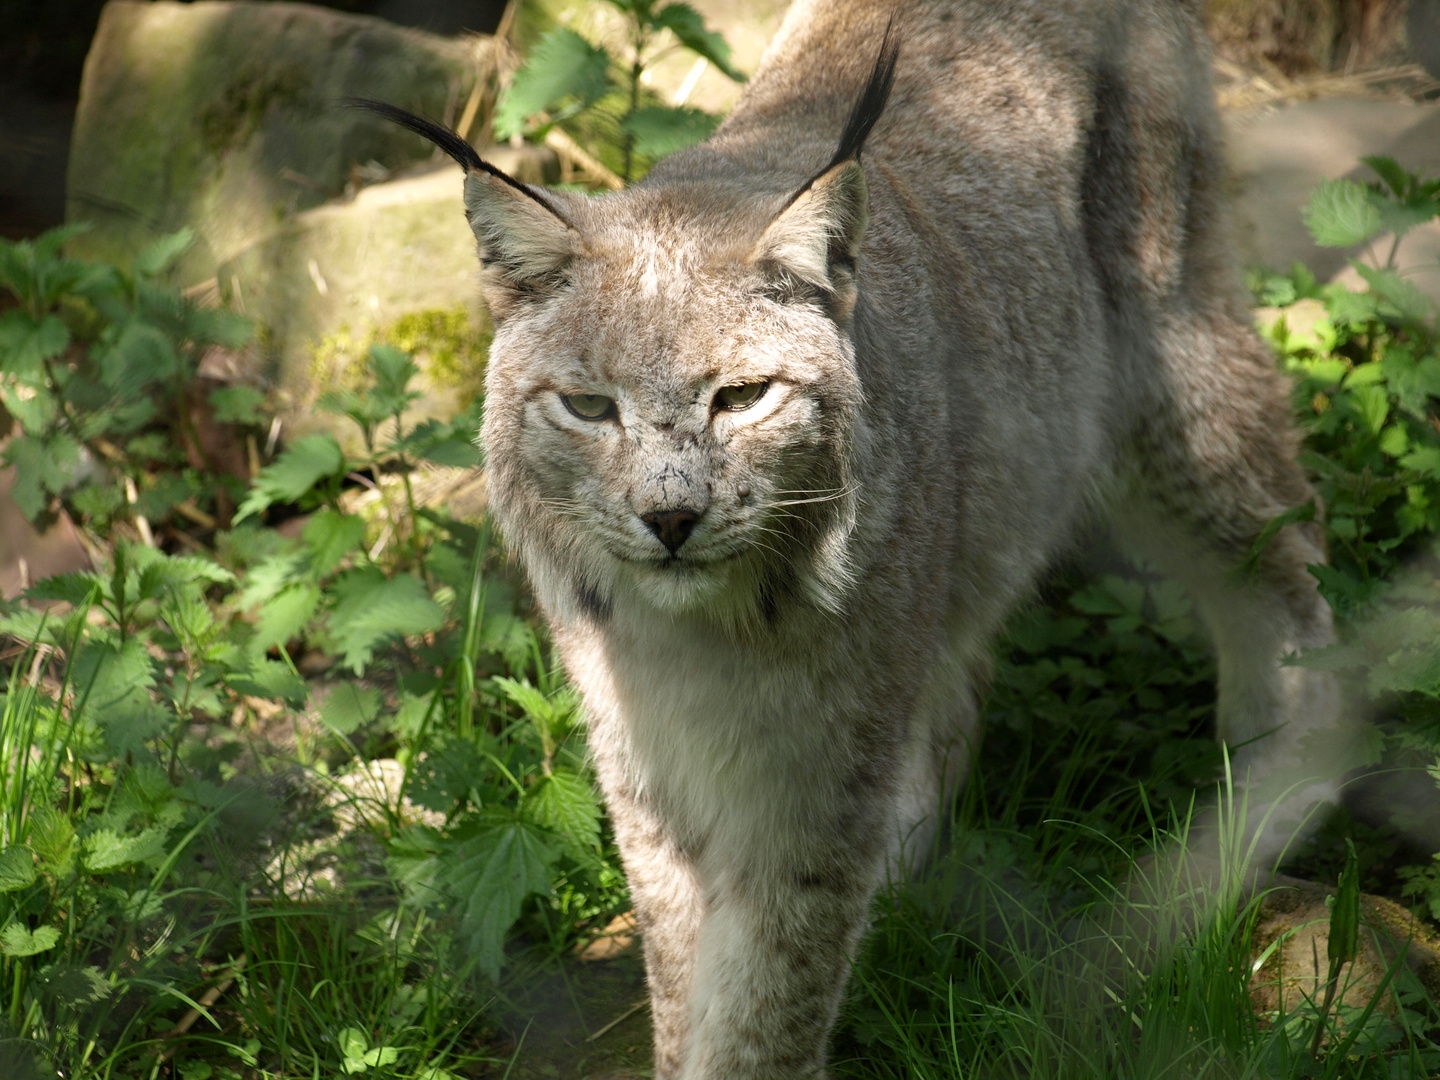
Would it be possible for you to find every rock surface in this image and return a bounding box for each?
[65,0,489,281]
[1250,877,1440,1025]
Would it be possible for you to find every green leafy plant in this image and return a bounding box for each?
[496,0,745,181]
[1250,156,1440,928]
[0,226,257,536]
[0,266,625,1075]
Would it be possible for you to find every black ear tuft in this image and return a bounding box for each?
[343,98,571,221]
[344,98,483,171]
[824,21,899,173]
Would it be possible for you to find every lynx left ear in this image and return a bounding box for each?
[749,161,869,313]
[750,24,898,321]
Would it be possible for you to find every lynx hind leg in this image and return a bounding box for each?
[1112,315,1341,843]
[890,635,988,877]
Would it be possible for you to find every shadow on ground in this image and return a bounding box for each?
[495,949,653,1080]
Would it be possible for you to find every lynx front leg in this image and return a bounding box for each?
[601,785,704,1078]
[681,841,885,1080]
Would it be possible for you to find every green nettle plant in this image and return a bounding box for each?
[494,0,745,182]
[0,226,258,537]
[0,230,627,1077]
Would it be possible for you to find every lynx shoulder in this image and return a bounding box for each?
[361,1,1337,1075]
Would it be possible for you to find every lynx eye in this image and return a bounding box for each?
[714,381,769,412]
[561,393,616,421]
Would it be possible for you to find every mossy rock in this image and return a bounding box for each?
[65,0,489,281]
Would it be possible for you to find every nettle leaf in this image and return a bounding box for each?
[250,583,321,654]
[367,344,422,418]
[398,420,483,468]
[1304,179,1382,247]
[318,387,388,432]
[23,572,102,607]
[490,676,554,724]
[0,847,38,893]
[0,924,60,958]
[137,554,236,599]
[0,310,69,377]
[28,808,77,877]
[235,433,347,522]
[327,569,446,674]
[236,550,308,610]
[4,433,79,519]
[35,963,111,1010]
[96,693,170,760]
[318,683,381,736]
[98,318,177,394]
[494,27,612,140]
[209,384,267,425]
[71,635,156,709]
[1324,285,1379,328]
[419,435,483,468]
[132,227,194,277]
[1070,575,1146,617]
[1401,446,1440,478]
[441,817,558,979]
[481,608,538,674]
[82,826,168,874]
[1351,262,1434,325]
[1362,154,1411,198]
[302,509,367,577]
[1383,353,1440,417]
[651,2,746,81]
[524,768,602,856]
[1348,383,1390,434]
[226,658,306,705]
[623,105,720,158]
[407,736,489,813]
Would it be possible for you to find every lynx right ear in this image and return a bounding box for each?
[462,171,582,320]
[344,99,583,321]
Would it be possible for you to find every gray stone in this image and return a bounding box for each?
[65,0,491,281]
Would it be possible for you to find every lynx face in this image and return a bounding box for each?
[477,177,868,622]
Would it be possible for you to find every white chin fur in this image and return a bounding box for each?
[622,559,735,613]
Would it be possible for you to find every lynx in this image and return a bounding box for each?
[360,0,1337,1074]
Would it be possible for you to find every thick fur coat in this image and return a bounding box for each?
[363,1,1338,1075]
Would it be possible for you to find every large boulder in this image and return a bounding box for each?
[65,0,492,281]
[1249,878,1440,1027]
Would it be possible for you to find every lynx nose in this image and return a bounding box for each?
[642,509,701,555]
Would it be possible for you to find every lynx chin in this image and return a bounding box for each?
[359,0,1338,1074]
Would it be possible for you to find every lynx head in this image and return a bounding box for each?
[351,36,896,629]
